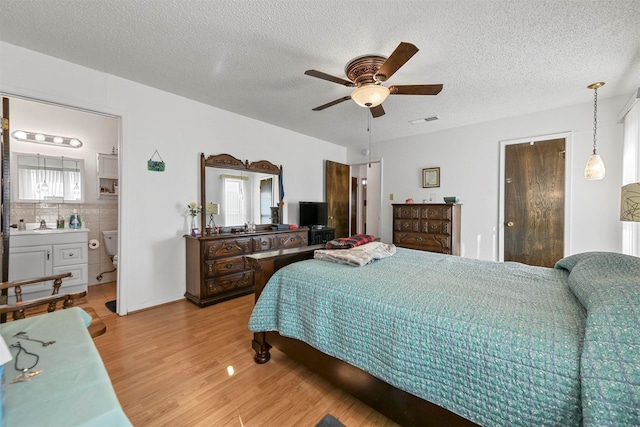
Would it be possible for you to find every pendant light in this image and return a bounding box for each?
[41,157,49,195]
[35,155,41,196]
[73,160,81,200]
[584,82,606,180]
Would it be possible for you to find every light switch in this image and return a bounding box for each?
[390,193,394,200]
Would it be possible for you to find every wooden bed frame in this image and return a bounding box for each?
[248,246,478,426]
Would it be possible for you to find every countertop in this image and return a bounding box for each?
[11,224,90,235]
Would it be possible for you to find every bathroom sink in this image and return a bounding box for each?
[31,229,69,234]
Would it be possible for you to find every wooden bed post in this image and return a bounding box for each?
[248,245,323,364]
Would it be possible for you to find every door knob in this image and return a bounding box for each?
[506,221,514,227]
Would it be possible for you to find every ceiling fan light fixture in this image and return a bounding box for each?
[351,84,390,108]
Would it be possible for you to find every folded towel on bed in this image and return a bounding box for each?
[314,241,396,266]
[325,234,375,249]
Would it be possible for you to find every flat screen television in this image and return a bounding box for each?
[299,202,328,228]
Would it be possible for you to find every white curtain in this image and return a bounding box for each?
[621,92,640,255]
[18,168,81,201]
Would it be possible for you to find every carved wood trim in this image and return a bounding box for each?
[203,153,281,175]
[247,159,281,175]
[204,153,247,171]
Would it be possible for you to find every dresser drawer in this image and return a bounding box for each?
[204,256,247,278]
[276,232,307,249]
[253,235,277,252]
[205,270,253,297]
[420,221,451,235]
[203,238,252,260]
[394,205,419,219]
[420,206,451,220]
[394,232,451,252]
[395,219,420,232]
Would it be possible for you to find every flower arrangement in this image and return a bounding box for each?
[187,202,202,217]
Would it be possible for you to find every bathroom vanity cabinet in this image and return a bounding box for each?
[9,229,89,302]
[184,229,308,307]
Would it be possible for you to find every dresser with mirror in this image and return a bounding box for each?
[185,153,308,307]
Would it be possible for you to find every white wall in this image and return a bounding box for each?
[1,42,346,313]
[347,96,626,260]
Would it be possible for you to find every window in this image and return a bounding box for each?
[224,177,245,225]
[14,153,84,203]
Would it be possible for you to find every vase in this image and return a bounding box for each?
[190,216,197,231]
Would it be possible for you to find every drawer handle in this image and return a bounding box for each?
[289,238,295,242]
[226,245,233,251]
[431,225,438,229]
[225,263,234,269]
[416,237,423,242]
[70,273,74,278]
[261,241,268,246]
[68,252,75,257]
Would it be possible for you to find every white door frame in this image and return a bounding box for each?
[498,132,573,262]
[0,91,126,315]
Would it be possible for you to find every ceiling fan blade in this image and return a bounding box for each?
[389,84,443,95]
[312,96,352,111]
[370,104,385,118]
[305,70,354,87]
[374,42,419,82]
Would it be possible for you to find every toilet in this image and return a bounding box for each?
[101,230,118,269]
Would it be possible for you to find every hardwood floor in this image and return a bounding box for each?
[80,285,398,427]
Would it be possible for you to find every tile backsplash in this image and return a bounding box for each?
[10,202,118,286]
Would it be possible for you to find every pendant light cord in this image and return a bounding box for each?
[592,86,598,154]
[367,111,372,168]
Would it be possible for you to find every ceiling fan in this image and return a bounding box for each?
[305,42,443,118]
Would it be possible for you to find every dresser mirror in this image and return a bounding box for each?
[200,153,283,233]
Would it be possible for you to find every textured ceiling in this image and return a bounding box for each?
[1,0,639,150]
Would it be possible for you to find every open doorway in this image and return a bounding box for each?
[1,95,122,310]
[350,161,382,237]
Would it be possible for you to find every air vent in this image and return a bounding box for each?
[409,115,439,124]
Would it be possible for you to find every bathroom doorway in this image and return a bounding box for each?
[0,94,122,311]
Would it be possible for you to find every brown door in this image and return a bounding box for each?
[326,160,349,238]
[504,138,565,267]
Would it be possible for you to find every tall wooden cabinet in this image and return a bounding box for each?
[392,203,461,255]
[185,229,308,307]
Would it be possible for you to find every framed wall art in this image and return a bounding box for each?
[422,167,440,188]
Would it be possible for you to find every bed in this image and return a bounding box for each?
[248,246,640,426]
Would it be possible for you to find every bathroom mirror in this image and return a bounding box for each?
[13,153,84,203]
[200,153,283,232]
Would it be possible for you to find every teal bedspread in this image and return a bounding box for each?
[249,249,640,426]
